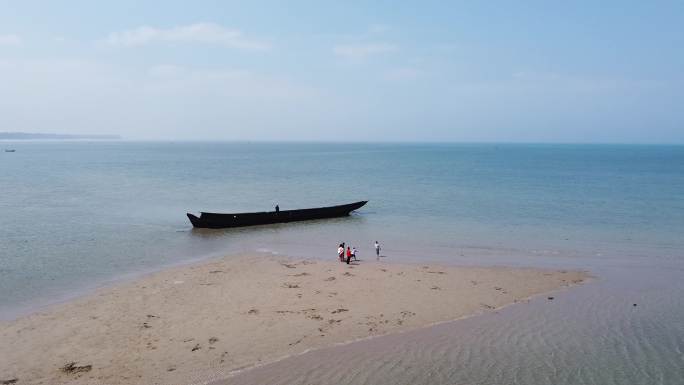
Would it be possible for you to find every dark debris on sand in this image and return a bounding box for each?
[60,362,92,374]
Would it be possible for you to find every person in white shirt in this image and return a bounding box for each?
[338,244,345,262]
[374,241,381,260]
[352,247,358,261]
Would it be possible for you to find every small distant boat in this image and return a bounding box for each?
[187,201,368,229]
[4,149,16,152]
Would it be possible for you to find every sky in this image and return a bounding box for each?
[0,0,682,142]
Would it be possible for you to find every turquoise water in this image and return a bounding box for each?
[1,142,683,383]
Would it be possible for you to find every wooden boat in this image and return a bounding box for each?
[187,200,368,229]
[4,149,16,152]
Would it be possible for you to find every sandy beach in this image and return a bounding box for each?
[0,255,588,385]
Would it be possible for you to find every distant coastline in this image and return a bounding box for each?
[0,132,120,140]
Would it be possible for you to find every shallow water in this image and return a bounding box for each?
[218,253,684,385]
[1,142,683,384]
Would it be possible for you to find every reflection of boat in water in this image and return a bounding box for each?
[4,149,16,152]
[187,201,368,229]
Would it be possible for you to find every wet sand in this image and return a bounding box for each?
[0,255,588,385]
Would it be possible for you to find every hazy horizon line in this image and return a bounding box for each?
[3,138,683,146]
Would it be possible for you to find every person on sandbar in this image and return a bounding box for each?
[346,246,352,264]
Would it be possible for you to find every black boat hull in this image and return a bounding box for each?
[187,201,368,229]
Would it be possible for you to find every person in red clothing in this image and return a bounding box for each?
[346,246,352,264]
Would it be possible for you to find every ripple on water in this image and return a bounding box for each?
[214,270,684,385]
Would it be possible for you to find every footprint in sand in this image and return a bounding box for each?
[282,282,300,288]
[324,276,336,281]
[247,309,259,315]
[209,337,219,344]
[364,314,389,332]
[430,286,441,290]
[331,308,348,314]
[191,344,201,352]
[292,272,310,277]
[343,272,354,277]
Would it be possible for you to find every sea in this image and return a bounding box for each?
[1,142,683,384]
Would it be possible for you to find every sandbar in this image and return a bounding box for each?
[0,254,588,385]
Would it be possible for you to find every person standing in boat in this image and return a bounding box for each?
[275,204,279,214]
[374,241,381,260]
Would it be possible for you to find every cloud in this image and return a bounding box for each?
[105,22,270,51]
[333,42,398,60]
[0,34,22,46]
